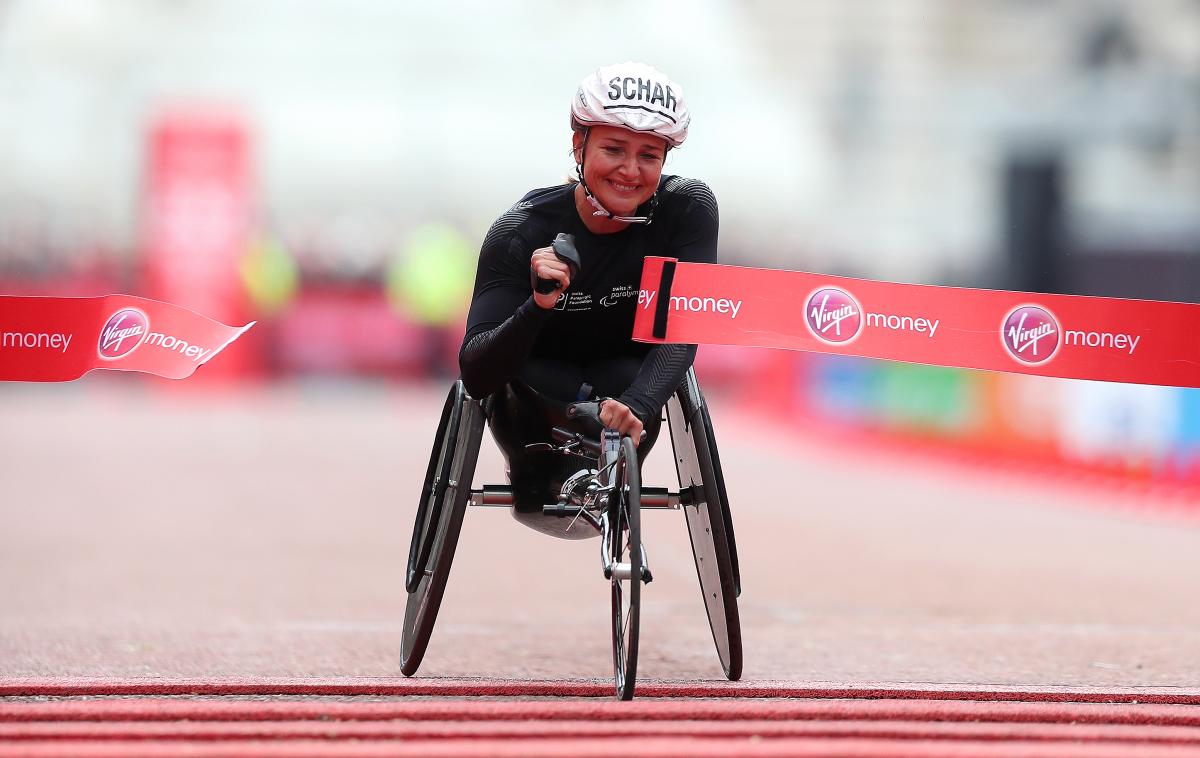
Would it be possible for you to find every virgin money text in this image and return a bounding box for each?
[144,332,215,363]
[1064,330,1141,355]
[2,331,73,353]
[866,312,940,338]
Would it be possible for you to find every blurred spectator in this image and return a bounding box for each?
[386,223,475,378]
[240,232,299,316]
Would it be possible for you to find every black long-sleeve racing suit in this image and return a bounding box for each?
[459,174,719,419]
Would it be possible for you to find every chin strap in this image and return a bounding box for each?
[576,128,658,225]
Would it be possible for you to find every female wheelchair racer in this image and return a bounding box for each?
[399,62,742,699]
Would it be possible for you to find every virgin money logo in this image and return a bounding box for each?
[805,287,863,345]
[1001,305,1060,365]
[98,308,149,360]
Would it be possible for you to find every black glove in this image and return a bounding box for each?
[532,233,582,294]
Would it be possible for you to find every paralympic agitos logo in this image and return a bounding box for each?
[804,287,863,345]
[98,308,149,360]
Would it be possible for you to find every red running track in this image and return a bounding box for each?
[4,679,1200,757]
[4,387,1200,755]
[4,677,1200,703]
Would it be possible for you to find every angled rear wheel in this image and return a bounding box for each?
[400,382,483,676]
[667,372,742,681]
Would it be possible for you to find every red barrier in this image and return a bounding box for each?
[141,111,256,379]
[0,295,253,382]
[634,258,1200,388]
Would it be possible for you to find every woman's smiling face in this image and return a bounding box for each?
[574,125,667,217]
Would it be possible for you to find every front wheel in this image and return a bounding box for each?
[609,435,642,701]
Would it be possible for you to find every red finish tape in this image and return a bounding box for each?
[634,257,1200,388]
[0,295,254,382]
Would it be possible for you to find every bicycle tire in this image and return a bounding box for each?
[610,434,642,700]
[399,391,483,677]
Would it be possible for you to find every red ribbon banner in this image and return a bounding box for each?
[633,257,1200,388]
[0,295,255,382]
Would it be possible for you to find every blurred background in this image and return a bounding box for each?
[1,0,1199,487]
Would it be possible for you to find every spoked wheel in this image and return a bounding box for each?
[667,374,743,681]
[400,382,483,676]
[608,435,642,701]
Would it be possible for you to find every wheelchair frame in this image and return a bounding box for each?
[399,367,742,699]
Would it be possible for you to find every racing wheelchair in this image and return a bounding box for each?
[399,367,741,700]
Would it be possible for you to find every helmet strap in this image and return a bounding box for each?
[575,128,657,225]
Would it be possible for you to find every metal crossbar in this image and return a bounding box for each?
[469,485,679,509]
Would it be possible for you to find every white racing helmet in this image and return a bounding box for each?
[571,62,690,224]
[571,61,690,148]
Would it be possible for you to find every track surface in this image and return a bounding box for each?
[2,381,1199,755]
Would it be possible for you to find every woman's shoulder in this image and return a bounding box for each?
[657,174,718,223]
[482,184,574,250]
[515,182,576,208]
[502,183,574,224]
[659,174,715,199]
